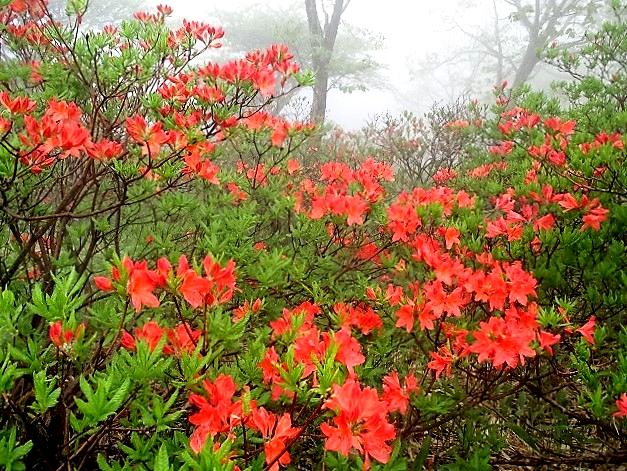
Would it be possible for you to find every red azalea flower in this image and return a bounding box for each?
[49,321,84,348]
[427,346,453,379]
[613,394,627,418]
[93,276,113,291]
[251,408,300,471]
[321,378,396,468]
[576,316,596,344]
[382,372,418,415]
[188,375,244,453]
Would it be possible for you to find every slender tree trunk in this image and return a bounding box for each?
[493,0,504,84]
[305,0,345,123]
[310,66,329,122]
[512,38,541,87]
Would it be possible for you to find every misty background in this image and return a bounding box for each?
[61,0,620,128]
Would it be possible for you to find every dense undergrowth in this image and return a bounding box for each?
[0,1,625,470]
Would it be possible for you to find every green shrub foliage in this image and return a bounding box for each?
[0,1,625,470]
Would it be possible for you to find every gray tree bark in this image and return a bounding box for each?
[305,0,346,123]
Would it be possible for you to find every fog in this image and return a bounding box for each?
[147,0,490,128]
[107,0,614,128]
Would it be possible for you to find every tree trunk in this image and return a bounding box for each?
[310,66,329,122]
[305,0,345,123]
[512,38,541,87]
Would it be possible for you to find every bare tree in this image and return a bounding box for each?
[216,0,382,123]
[46,0,146,27]
[506,0,602,87]
[305,0,348,122]
[409,0,607,102]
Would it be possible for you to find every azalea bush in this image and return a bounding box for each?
[0,1,626,470]
[292,98,487,192]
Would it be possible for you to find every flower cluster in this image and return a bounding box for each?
[94,255,236,312]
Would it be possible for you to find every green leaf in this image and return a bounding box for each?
[0,427,33,471]
[412,435,431,471]
[31,370,61,414]
[153,444,170,471]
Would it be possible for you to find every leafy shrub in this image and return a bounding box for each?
[296,98,487,191]
[0,1,625,470]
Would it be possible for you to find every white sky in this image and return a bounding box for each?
[145,0,494,128]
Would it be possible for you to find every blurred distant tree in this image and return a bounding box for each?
[46,0,146,27]
[305,0,344,122]
[499,0,607,87]
[410,0,612,101]
[218,0,383,122]
[339,97,487,188]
